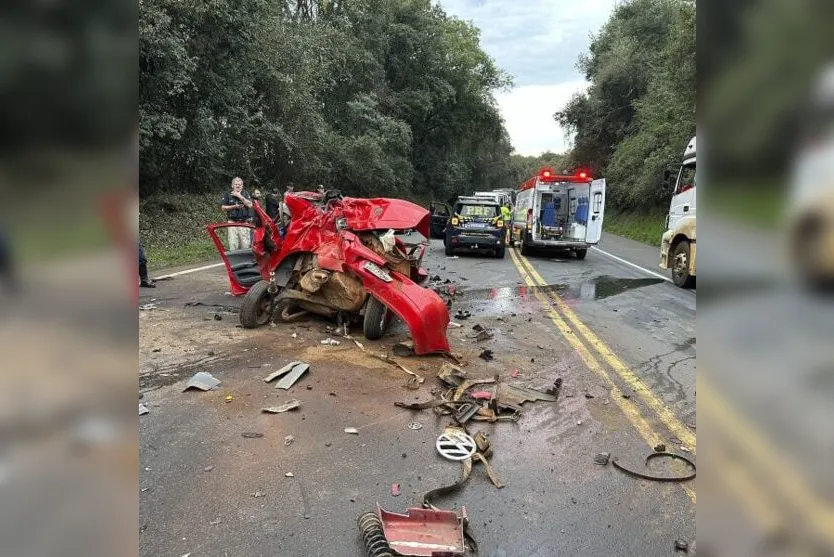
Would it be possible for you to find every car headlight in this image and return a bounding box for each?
[451,217,459,226]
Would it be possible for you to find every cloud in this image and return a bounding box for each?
[495,81,588,156]
[437,0,612,154]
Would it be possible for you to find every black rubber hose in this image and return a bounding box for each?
[611,452,696,482]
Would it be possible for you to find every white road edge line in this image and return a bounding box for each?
[153,262,224,280]
[591,246,672,283]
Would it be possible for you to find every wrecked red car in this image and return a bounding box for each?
[207,190,451,355]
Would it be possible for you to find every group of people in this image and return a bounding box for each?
[220,177,324,251]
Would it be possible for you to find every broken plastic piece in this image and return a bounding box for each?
[470,390,493,400]
[183,371,221,392]
[438,363,467,387]
[321,338,341,346]
[345,427,359,434]
[391,483,400,497]
[478,349,493,361]
[475,329,494,342]
[376,504,468,556]
[139,403,149,416]
[284,435,295,446]
[261,400,301,413]
[275,363,310,390]
[264,361,301,383]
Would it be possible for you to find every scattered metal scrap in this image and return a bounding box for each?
[275,363,310,390]
[261,400,301,413]
[183,371,221,392]
[609,452,696,482]
[264,362,301,383]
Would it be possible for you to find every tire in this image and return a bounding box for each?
[444,239,454,256]
[363,295,389,340]
[495,245,506,259]
[520,240,531,256]
[574,248,587,260]
[671,241,695,288]
[240,280,274,328]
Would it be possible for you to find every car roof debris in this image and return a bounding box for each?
[183,371,221,392]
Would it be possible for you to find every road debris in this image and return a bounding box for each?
[392,340,416,357]
[264,361,301,383]
[448,321,462,328]
[469,390,493,400]
[204,466,214,472]
[594,453,611,465]
[454,309,471,320]
[511,370,520,378]
[675,539,689,552]
[321,338,341,346]
[241,432,264,439]
[359,504,473,557]
[472,323,484,332]
[345,427,359,435]
[225,395,233,403]
[251,491,266,498]
[343,335,425,384]
[285,472,294,477]
[292,332,298,338]
[183,371,221,392]
[611,452,696,482]
[209,519,222,526]
[436,430,477,461]
[654,443,667,452]
[139,403,149,416]
[546,378,563,400]
[478,349,494,361]
[679,445,692,453]
[407,422,423,430]
[284,435,295,446]
[261,400,302,413]
[391,483,400,497]
[474,329,494,342]
[275,362,310,390]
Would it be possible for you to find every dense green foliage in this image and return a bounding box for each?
[556,0,696,211]
[140,0,518,202]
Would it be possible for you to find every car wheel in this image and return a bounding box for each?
[363,296,389,340]
[240,280,274,328]
[495,245,505,258]
[574,248,587,260]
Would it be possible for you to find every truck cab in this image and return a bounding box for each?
[511,168,605,259]
[660,136,697,288]
[786,65,834,291]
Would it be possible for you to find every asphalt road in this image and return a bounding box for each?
[139,232,697,557]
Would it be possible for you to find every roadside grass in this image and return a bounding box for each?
[702,184,784,228]
[604,211,667,246]
[141,193,222,270]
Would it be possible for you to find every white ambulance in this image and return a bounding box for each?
[511,168,606,259]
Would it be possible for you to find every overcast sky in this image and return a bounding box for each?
[437,0,615,156]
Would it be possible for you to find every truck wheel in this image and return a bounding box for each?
[363,296,389,340]
[574,248,587,260]
[240,280,274,328]
[495,245,506,259]
[671,241,695,288]
[520,241,531,256]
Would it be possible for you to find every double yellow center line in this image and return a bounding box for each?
[508,247,696,503]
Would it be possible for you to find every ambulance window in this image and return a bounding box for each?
[675,163,696,195]
[593,192,603,213]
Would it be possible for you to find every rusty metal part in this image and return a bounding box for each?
[320,271,367,312]
[438,363,467,387]
[298,268,331,293]
[611,452,696,482]
[358,512,394,557]
[454,403,480,424]
[453,378,497,401]
[496,382,557,411]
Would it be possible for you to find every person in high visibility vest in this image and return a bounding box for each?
[500,204,512,243]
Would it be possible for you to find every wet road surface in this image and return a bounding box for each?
[139,233,696,556]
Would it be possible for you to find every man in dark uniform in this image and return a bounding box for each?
[265,186,283,221]
[220,177,253,250]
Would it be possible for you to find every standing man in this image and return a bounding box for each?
[220,177,254,250]
[139,241,155,288]
[501,203,513,244]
